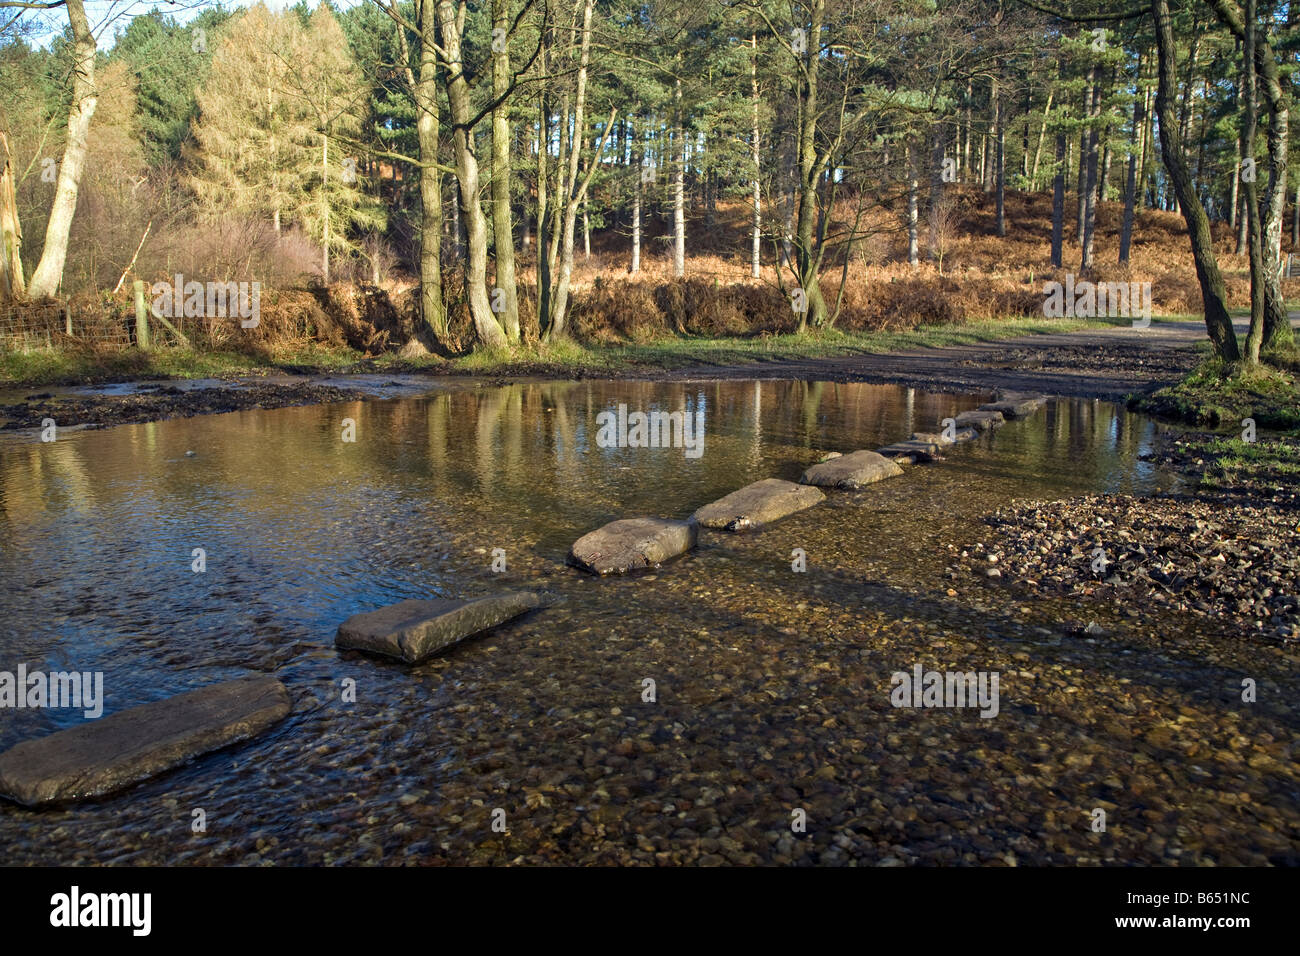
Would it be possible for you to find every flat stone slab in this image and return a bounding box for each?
[877,440,943,464]
[0,676,290,808]
[799,450,904,489]
[693,478,825,531]
[953,409,1005,431]
[337,591,541,663]
[979,396,1044,418]
[911,431,955,447]
[569,517,698,574]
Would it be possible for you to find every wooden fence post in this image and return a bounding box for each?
[64,304,72,337]
[133,279,150,349]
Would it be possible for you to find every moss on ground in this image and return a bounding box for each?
[1133,358,1300,433]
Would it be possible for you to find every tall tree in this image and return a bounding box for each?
[26,0,95,298]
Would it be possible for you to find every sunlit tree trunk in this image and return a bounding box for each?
[793,0,828,331]
[1152,0,1239,361]
[1241,0,1264,364]
[672,69,685,278]
[28,0,97,299]
[491,0,520,343]
[0,133,24,303]
[1080,66,1101,271]
[415,0,446,339]
[750,34,761,279]
[438,0,507,348]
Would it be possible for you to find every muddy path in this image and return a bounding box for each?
[0,319,1247,431]
[639,321,1214,400]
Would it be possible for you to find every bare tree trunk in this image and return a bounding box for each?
[672,70,685,278]
[0,133,24,303]
[1138,83,1154,208]
[27,0,97,298]
[1030,89,1053,189]
[438,0,507,349]
[994,77,1005,237]
[781,129,794,267]
[1120,85,1143,263]
[1230,133,1241,233]
[1152,0,1239,360]
[1051,125,1065,268]
[907,140,919,266]
[962,80,972,182]
[491,0,520,342]
[1076,122,1088,244]
[404,0,444,339]
[1244,2,1293,349]
[1236,181,1249,254]
[541,0,612,340]
[980,132,990,192]
[631,122,642,273]
[451,181,462,259]
[1241,0,1264,363]
[1293,183,1298,248]
[793,0,828,330]
[1021,87,1030,178]
[751,33,761,279]
[1081,66,1102,271]
[1098,66,1117,202]
[321,132,330,283]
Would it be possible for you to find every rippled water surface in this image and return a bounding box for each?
[2,380,1294,865]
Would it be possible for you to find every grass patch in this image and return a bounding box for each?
[1133,357,1300,433]
[1163,434,1300,492]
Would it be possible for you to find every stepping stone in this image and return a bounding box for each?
[979,395,1044,418]
[336,591,541,663]
[953,409,1005,431]
[569,517,698,574]
[0,676,291,808]
[912,431,955,447]
[799,450,903,489]
[877,439,943,464]
[693,478,825,531]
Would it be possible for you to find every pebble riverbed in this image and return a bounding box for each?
[1,381,1296,865]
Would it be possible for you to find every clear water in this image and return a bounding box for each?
[10,380,1277,866]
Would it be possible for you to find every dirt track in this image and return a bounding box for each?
[640,319,1217,400]
[0,319,1253,430]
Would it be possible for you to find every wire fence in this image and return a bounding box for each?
[0,300,141,351]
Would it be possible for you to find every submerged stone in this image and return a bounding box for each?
[980,394,1045,418]
[0,676,291,808]
[336,591,541,663]
[569,517,698,574]
[693,478,825,531]
[799,450,904,489]
[954,409,1005,431]
[915,426,980,446]
[877,440,943,464]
